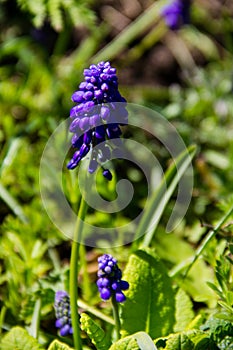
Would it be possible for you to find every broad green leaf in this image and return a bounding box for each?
[121,248,175,339]
[0,326,44,350]
[47,340,73,350]
[80,313,111,350]
[109,335,139,350]
[165,333,194,350]
[174,288,194,332]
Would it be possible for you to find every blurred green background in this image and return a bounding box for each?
[0,0,233,346]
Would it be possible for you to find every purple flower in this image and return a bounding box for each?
[161,0,191,30]
[96,254,129,303]
[54,291,73,336]
[67,61,128,180]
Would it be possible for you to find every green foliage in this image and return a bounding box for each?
[156,333,195,350]
[121,248,176,339]
[0,229,51,316]
[201,317,233,346]
[207,242,233,321]
[15,0,96,31]
[0,326,44,350]
[155,330,217,350]
[80,313,111,350]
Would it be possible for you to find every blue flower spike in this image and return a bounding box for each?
[67,61,128,180]
[54,291,73,336]
[96,254,129,303]
[161,0,191,30]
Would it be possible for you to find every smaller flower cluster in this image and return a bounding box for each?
[54,291,73,336]
[161,0,191,30]
[96,254,129,303]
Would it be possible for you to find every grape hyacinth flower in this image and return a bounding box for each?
[161,0,191,30]
[97,254,129,303]
[67,61,128,180]
[54,291,73,336]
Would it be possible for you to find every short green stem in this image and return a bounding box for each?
[69,195,88,350]
[111,297,121,340]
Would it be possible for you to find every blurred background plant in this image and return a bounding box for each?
[0,0,233,348]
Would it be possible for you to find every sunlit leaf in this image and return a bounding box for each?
[0,327,44,350]
[174,288,194,332]
[121,248,175,339]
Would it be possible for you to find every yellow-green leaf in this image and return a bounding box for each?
[47,339,73,350]
[109,335,139,350]
[0,326,44,350]
[121,248,175,339]
[80,313,110,350]
[165,333,194,350]
[174,288,194,332]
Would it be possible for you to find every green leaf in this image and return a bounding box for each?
[0,326,44,350]
[121,248,175,339]
[174,288,194,332]
[109,332,158,350]
[109,335,139,350]
[80,313,111,350]
[47,340,73,350]
[165,333,195,350]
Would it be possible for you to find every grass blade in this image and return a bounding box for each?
[0,182,28,223]
[134,144,197,248]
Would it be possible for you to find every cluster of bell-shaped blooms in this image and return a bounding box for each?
[67,61,128,180]
[96,254,129,303]
[54,291,73,336]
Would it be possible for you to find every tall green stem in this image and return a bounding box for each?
[69,195,88,350]
[111,298,121,340]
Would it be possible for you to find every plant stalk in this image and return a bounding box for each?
[69,195,88,350]
[111,297,121,340]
